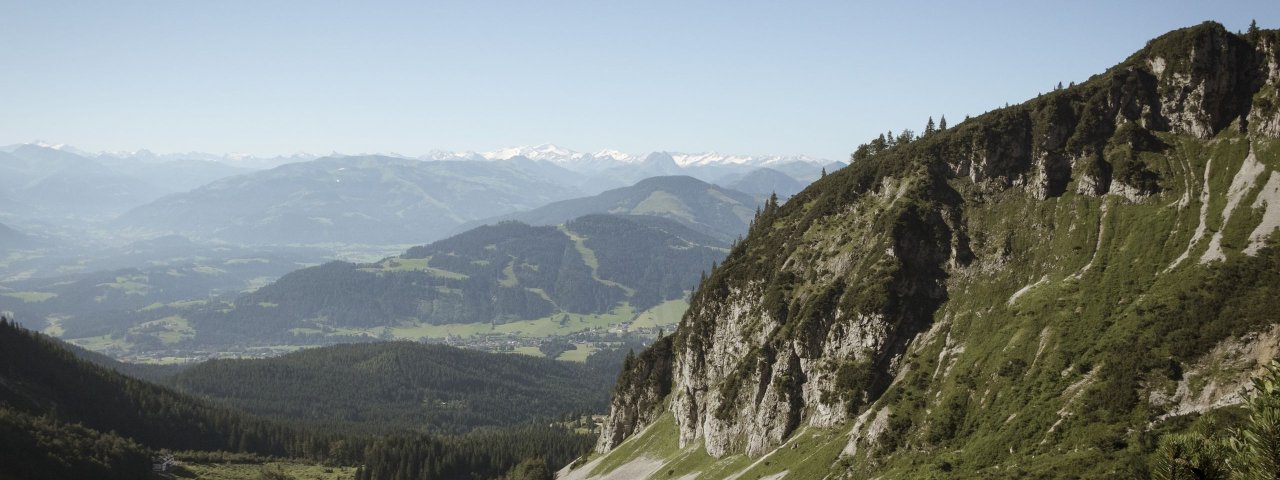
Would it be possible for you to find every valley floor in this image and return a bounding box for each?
[171,461,356,480]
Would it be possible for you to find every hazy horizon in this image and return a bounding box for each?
[3,140,840,163]
[3,1,1275,160]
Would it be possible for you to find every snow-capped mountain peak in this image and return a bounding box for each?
[26,140,96,157]
[466,145,827,168]
[6,141,831,172]
[668,152,824,168]
[480,144,584,162]
[591,149,639,163]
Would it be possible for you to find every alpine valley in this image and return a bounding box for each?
[3,15,1280,480]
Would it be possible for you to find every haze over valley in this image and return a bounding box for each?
[1,141,834,365]
[3,2,1279,479]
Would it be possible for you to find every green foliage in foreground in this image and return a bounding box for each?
[0,408,152,480]
[1150,360,1280,479]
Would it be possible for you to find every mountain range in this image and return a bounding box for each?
[168,213,727,348]
[0,142,834,249]
[114,155,582,245]
[455,176,760,242]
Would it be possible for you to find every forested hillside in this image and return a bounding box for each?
[185,214,725,345]
[169,341,615,433]
[0,318,596,479]
[457,176,759,243]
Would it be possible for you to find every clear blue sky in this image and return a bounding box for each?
[1,1,1274,160]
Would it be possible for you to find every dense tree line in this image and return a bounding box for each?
[354,426,587,480]
[0,408,152,480]
[849,115,948,164]
[169,341,615,434]
[0,317,307,458]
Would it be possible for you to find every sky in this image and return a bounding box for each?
[1,1,1276,161]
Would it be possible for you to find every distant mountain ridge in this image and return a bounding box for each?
[719,167,807,199]
[456,175,760,242]
[423,143,833,172]
[7,141,832,170]
[3,141,836,247]
[0,144,262,220]
[115,155,582,245]
[178,213,727,346]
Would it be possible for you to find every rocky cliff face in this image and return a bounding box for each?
[595,335,673,453]
[592,22,1280,477]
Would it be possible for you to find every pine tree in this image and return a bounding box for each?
[939,115,947,131]
[1230,360,1280,478]
[821,167,827,178]
[925,116,936,136]
[1148,360,1280,479]
[896,129,915,145]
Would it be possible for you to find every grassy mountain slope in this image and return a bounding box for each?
[187,214,726,345]
[456,176,760,243]
[575,22,1280,479]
